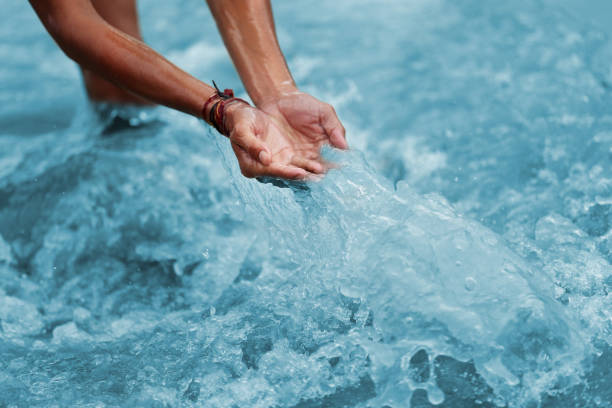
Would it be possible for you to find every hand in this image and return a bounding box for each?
[258,90,348,152]
[224,102,335,180]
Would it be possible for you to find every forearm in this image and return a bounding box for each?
[30,0,215,117]
[206,0,296,107]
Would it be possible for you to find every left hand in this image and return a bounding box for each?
[258,90,348,157]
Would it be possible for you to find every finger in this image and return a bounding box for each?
[290,156,326,174]
[265,163,310,180]
[230,124,271,165]
[233,143,312,180]
[320,104,348,150]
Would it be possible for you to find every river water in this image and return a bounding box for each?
[0,0,610,407]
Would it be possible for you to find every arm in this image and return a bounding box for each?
[207,0,348,149]
[30,0,215,117]
[30,0,327,179]
[206,0,293,107]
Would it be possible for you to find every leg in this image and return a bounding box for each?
[82,0,151,104]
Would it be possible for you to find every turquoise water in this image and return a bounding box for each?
[1,0,611,407]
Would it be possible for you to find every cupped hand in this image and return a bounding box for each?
[258,90,348,151]
[224,102,330,180]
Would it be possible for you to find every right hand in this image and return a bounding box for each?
[223,103,331,180]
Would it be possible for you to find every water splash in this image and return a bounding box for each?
[217,143,594,406]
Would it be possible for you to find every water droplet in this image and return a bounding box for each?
[202,249,209,259]
[464,277,477,291]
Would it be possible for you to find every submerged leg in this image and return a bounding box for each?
[81,0,151,104]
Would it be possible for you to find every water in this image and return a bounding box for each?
[0,0,611,407]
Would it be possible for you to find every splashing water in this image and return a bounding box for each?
[1,0,611,407]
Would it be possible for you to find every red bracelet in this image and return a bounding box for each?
[202,93,222,126]
[209,97,249,136]
[202,82,232,126]
[201,81,250,136]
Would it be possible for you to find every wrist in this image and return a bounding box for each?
[201,82,250,136]
[250,80,298,108]
[222,101,250,134]
[202,93,223,125]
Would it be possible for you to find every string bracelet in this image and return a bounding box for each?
[201,81,250,137]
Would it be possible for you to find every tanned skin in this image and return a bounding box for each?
[29,0,347,180]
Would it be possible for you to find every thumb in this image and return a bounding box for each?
[320,104,348,149]
[230,124,271,165]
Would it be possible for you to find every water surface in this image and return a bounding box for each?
[0,0,610,407]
